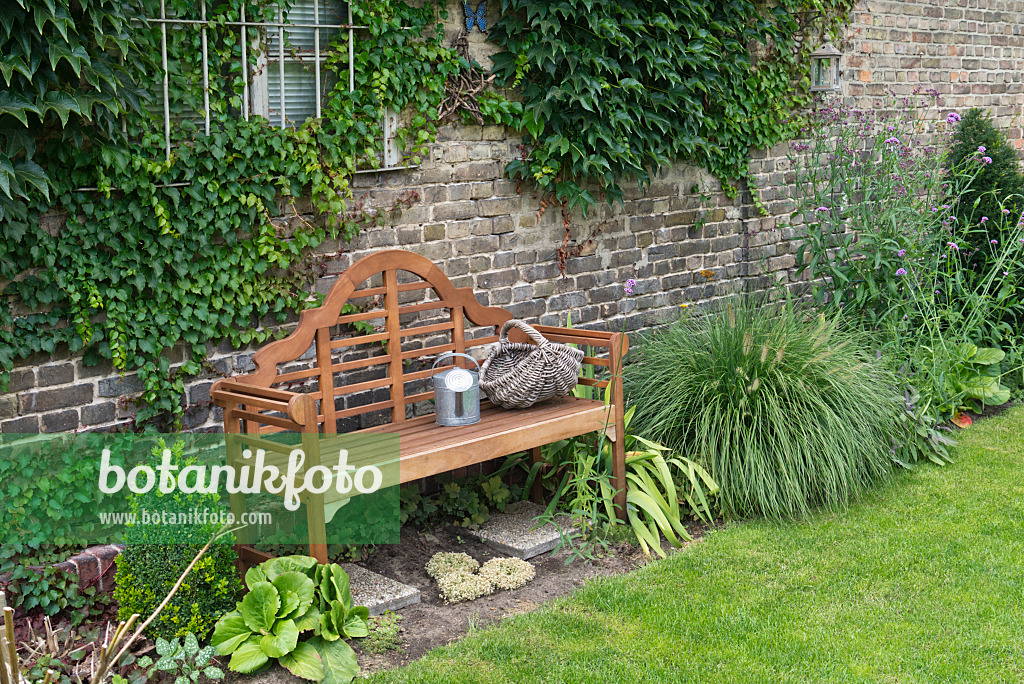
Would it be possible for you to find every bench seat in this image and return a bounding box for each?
[359,397,612,483]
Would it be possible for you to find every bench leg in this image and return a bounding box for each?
[306,494,329,565]
[530,446,544,504]
[609,332,628,521]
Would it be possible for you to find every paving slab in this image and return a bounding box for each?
[343,562,420,616]
[467,500,578,559]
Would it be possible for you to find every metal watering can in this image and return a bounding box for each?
[431,352,481,426]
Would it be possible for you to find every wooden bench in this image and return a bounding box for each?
[210,249,628,563]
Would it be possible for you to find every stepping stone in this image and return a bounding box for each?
[468,500,578,560]
[343,563,420,615]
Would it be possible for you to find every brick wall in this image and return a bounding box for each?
[2,0,1022,434]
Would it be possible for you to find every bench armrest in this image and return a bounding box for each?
[210,378,319,431]
[521,325,629,358]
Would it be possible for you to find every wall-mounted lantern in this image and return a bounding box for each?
[810,43,843,92]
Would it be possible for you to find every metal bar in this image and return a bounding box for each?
[140,17,361,29]
[160,0,170,159]
[347,2,354,92]
[201,0,210,135]
[313,0,321,119]
[278,5,285,128]
[71,168,420,192]
[240,4,249,120]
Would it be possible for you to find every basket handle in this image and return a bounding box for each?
[499,319,549,347]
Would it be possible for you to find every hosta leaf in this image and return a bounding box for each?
[294,606,321,632]
[265,555,318,580]
[327,565,352,610]
[244,565,267,588]
[273,571,316,615]
[260,619,299,659]
[211,612,252,655]
[308,636,359,684]
[241,582,281,633]
[278,641,324,682]
[341,606,369,639]
[228,637,269,674]
[278,589,301,619]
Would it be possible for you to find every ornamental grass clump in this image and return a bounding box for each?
[626,299,901,520]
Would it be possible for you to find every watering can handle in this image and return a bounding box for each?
[430,352,481,378]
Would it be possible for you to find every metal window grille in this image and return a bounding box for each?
[144,0,404,171]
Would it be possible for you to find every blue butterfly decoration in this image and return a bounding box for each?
[463,1,486,33]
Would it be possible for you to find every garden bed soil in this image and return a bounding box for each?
[351,522,708,675]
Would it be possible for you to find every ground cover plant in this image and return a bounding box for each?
[626,298,902,520]
[363,405,1024,683]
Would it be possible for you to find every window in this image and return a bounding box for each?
[143,0,401,168]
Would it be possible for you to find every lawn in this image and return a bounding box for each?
[368,406,1024,683]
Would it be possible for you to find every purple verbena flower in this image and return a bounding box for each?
[948,242,959,250]
[946,112,961,124]
[978,146,987,154]
[897,249,907,257]
[1002,209,1010,215]
[895,268,907,276]
[815,206,830,213]
[624,278,636,296]
[990,239,998,244]
[981,216,989,223]
[884,137,900,145]
[982,156,993,165]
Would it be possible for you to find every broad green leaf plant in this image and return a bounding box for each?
[212,555,366,683]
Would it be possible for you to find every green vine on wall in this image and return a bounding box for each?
[485,0,857,241]
[1,0,459,427]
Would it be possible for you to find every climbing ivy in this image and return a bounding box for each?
[1,0,459,427]
[487,0,857,214]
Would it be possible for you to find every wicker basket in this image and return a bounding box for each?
[479,320,585,409]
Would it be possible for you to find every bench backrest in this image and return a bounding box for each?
[237,250,515,433]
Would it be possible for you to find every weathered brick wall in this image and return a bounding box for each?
[2,0,1022,434]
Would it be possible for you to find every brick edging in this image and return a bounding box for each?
[1,544,123,593]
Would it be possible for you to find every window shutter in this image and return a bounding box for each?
[268,0,346,127]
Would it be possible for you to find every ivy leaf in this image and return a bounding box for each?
[13,160,49,200]
[41,90,81,127]
[0,91,41,126]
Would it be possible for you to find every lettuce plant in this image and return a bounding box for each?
[211,555,366,683]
